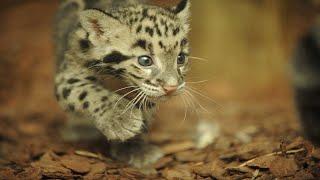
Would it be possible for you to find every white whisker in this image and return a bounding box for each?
[189,56,209,61]
[184,91,201,119]
[113,88,140,109]
[123,91,143,112]
[186,86,223,109]
[177,94,189,128]
[186,80,209,84]
[185,90,209,113]
[113,86,139,93]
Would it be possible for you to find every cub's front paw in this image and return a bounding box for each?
[105,108,144,142]
[110,142,164,168]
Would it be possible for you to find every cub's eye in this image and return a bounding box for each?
[138,56,153,67]
[177,53,188,66]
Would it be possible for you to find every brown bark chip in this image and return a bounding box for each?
[269,157,299,178]
[162,168,192,179]
[153,156,174,169]
[0,168,16,180]
[175,150,207,162]
[119,168,146,178]
[311,148,320,160]
[245,155,277,169]
[16,168,42,180]
[31,161,73,179]
[220,142,279,161]
[192,165,223,179]
[161,141,195,155]
[60,158,91,174]
[84,162,107,180]
[31,151,74,178]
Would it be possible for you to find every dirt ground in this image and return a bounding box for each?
[1,1,320,180]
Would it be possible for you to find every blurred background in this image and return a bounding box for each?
[1,0,319,140]
[0,0,318,115]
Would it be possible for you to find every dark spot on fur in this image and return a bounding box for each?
[173,27,180,36]
[95,88,102,92]
[142,8,148,17]
[145,27,154,37]
[103,51,131,64]
[181,38,188,48]
[165,25,169,36]
[63,88,71,99]
[94,108,100,113]
[83,101,89,109]
[79,39,90,52]
[174,41,179,49]
[101,96,108,102]
[103,66,126,78]
[129,73,143,80]
[68,104,75,112]
[67,78,80,84]
[86,76,97,82]
[172,0,189,14]
[84,60,101,68]
[136,25,142,33]
[145,80,157,87]
[133,39,147,50]
[147,43,154,54]
[101,104,106,110]
[79,91,87,101]
[159,41,164,49]
[155,24,162,36]
[78,83,89,87]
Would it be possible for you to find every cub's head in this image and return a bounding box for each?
[79,0,190,100]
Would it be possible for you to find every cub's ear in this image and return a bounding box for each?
[171,0,190,20]
[79,9,129,46]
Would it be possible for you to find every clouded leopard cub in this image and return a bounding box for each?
[54,0,190,167]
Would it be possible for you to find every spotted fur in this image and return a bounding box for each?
[54,0,191,167]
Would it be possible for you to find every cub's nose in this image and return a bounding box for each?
[163,86,177,95]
